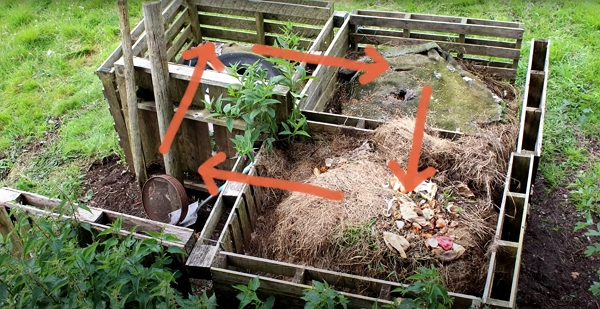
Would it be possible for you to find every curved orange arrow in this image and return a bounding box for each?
[159,42,224,154]
[199,152,344,201]
[387,85,436,192]
[252,44,389,84]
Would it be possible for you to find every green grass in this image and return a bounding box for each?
[0,0,141,198]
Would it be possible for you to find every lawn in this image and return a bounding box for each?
[0,0,599,307]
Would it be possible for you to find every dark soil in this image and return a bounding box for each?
[80,154,146,218]
[517,177,600,309]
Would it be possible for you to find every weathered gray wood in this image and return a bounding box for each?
[143,1,184,183]
[292,268,306,284]
[242,183,257,229]
[199,27,312,49]
[300,16,349,110]
[197,14,321,39]
[138,107,162,165]
[97,72,134,169]
[403,13,411,38]
[165,7,188,44]
[349,33,520,59]
[236,197,252,248]
[132,0,185,58]
[526,70,545,108]
[312,69,337,112]
[0,188,22,204]
[350,14,524,39]
[185,0,202,44]
[185,243,218,278]
[167,25,192,61]
[118,0,148,191]
[195,0,332,23]
[255,12,265,45]
[101,210,197,252]
[199,194,226,243]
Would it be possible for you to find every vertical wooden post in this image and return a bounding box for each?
[0,206,23,258]
[118,0,148,191]
[255,12,265,45]
[457,18,467,59]
[348,10,358,51]
[186,0,202,45]
[143,1,183,183]
[403,13,411,38]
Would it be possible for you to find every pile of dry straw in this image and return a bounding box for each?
[250,110,518,294]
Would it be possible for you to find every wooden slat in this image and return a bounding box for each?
[138,107,162,165]
[199,27,312,49]
[242,182,257,229]
[255,12,266,44]
[213,125,238,171]
[236,197,252,248]
[354,11,522,30]
[101,210,196,249]
[198,13,321,39]
[132,0,185,57]
[312,70,337,112]
[349,33,520,59]
[350,15,523,39]
[199,194,226,243]
[165,8,188,46]
[180,118,202,172]
[300,16,349,110]
[229,211,243,253]
[185,0,202,44]
[97,72,134,169]
[168,25,192,61]
[195,0,332,24]
[185,243,218,279]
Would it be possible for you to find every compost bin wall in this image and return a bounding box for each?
[207,31,549,309]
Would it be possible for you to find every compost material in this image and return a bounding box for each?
[341,43,510,134]
[251,113,518,294]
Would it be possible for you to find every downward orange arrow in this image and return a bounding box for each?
[252,44,389,84]
[199,152,344,201]
[387,85,436,192]
[159,42,224,155]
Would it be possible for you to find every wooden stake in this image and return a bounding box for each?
[117,0,148,191]
[0,206,23,258]
[143,1,183,183]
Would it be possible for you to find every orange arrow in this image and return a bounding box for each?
[199,152,344,201]
[252,44,389,84]
[159,42,225,154]
[387,85,436,192]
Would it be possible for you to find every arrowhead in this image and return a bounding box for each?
[387,160,436,192]
[358,45,389,84]
[198,152,227,196]
[182,42,225,76]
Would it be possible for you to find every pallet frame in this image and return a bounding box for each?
[198,38,550,309]
[96,0,335,187]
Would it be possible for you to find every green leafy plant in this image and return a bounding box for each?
[233,276,275,309]
[0,202,216,309]
[387,266,454,309]
[574,215,600,295]
[203,22,316,160]
[302,280,349,309]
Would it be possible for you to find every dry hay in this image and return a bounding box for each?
[250,113,518,295]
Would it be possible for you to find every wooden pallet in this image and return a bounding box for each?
[196,41,550,309]
[300,10,524,112]
[97,0,335,184]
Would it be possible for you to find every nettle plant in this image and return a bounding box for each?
[0,203,216,309]
[204,22,315,161]
[574,214,600,296]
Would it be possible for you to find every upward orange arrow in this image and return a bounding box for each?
[159,42,224,155]
[252,44,389,84]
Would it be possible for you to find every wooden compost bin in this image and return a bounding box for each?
[96,0,335,188]
[299,10,524,112]
[201,10,549,309]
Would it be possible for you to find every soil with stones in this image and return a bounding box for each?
[517,176,600,309]
[80,154,146,218]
